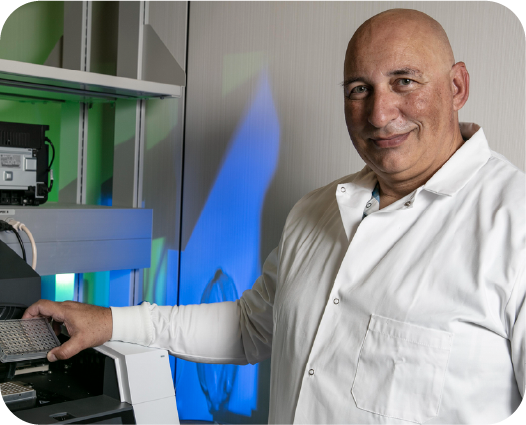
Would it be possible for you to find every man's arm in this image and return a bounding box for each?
[510,264,526,397]
[111,246,278,365]
[22,246,279,364]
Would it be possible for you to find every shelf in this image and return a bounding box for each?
[0,59,183,103]
[0,203,152,275]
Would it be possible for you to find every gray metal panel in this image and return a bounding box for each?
[43,36,63,68]
[0,206,152,275]
[142,24,186,86]
[90,1,119,77]
[3,238,151,276]
[0,205,152,241]
[62,2,84,71]
[148,1,188,71]
[116,1,142,80]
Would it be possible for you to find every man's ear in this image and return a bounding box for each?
[451,62,470,111]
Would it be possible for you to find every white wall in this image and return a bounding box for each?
[184,1,525,265]
[179,2,524,421]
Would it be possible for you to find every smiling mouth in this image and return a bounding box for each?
[371,131,411,148]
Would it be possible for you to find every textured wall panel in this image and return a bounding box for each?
[182,2,525,422]
[184,1,525,264]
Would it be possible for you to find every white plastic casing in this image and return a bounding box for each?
[94,341,179,424]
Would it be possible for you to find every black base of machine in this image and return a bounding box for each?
[0,239,40,307]
[2,339,136,424]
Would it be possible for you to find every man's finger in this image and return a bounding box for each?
[47,337,84,362]
[22,300,65,322]
[22,299,51,319]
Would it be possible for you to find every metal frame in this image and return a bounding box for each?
[71,2,149,303]
[113,1,148,305]
[0,1,189,306]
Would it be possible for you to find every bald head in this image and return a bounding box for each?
[346,9,455,74]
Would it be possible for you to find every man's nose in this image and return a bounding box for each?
[367,89,400,128]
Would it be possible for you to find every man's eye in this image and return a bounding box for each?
[398,78,413,86]
[351,86,368,94]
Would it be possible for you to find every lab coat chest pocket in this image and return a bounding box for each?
[351,315,453,424]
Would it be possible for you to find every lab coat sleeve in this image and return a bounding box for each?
[110,247,279,365]
[509,263,526,397]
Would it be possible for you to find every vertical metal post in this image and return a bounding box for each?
[114,1,148,304]
[63,1,91,298]
[77,103,89,205]
[76,1,92,205]
[134,99,146,209]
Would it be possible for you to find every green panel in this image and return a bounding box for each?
[143,237,167,305]
[145,97,178,150]
[57,102,80,200]
[83,101,116,302]
[82,271,110,307]
[55,273,75,301]
[0,1,64,64]
[86,102,115,206]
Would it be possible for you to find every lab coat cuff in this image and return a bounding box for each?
[110,304,153,346]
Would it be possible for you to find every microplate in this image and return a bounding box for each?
[0,318,60,363]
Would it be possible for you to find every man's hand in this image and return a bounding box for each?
[22,300,112,362]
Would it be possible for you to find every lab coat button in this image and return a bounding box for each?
[308,369,315,376]
[333,298,339,305]
[404,201,412,207]
[366,202,372,208]
[340,187,346,193]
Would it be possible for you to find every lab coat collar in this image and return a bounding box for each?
[423,123,491,196]
[337,123,491,212]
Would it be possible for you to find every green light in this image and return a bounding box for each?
[55,273,75,302]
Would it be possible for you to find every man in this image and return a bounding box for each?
[24,9,524,424]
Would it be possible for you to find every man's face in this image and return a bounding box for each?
[343,23,458,183]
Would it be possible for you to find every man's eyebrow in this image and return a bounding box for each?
[387,68,423,77]
[340,68,424,87]
[340,77,361,87]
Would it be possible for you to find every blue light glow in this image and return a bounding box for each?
[197,270,239,413]
[177,69,280,420]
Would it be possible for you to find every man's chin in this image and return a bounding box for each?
[367,155,416,178]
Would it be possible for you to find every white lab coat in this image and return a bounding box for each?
[112,124,525,424]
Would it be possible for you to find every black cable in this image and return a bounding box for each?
[44,137,55,193]
[0,220,26,263]
[12,228,26,262]
[45,137,55,171]
[48,176,54,193]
